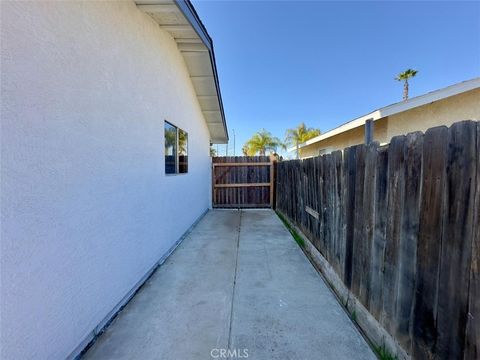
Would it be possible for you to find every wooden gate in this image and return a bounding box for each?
[212,156,275,208]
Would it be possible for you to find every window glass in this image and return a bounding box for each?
[165,122,177,174]
[178,129,188,173]
[164,121,188,175]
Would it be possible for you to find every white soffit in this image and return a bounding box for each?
[135,0,228,143]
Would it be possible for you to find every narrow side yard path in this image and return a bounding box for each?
[84,210,375,360]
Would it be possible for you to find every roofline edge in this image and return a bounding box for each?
[296,77,480,150]
[174,0,229,143]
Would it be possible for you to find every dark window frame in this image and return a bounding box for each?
[178,128,188,174]
[164,120,188,175]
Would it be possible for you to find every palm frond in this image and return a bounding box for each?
[284,123,321,147]
[243,129,284,156]
[396,68,418,81]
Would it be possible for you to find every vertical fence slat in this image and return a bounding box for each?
[344,146,356,289]
[464,120,479,359]
[332,151,344,277]
[321,155,330,260]
[352,145,367,300]
[369,146,388,319]
[436,121,477,359]
[383,135,406,332]
[395,131,423,352]
[412,125,449,359]
[360,142,378,309]
[326,154,336,269]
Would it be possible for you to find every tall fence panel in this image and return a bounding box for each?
[275,120,479,359]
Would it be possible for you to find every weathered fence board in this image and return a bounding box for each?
[344,146,356,289]
[412,125,449,359]
[351,145,367,302]
[395,132,423,352]
[358,143,377,310]
[464,121,479,360]
[369,146,388,320]
[275,120,479,360]
[436,121,476,359]
[383,135,406,334]
[333,150,345,278]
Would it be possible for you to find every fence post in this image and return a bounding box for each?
[270,155,275,208]
[365,118,374,144]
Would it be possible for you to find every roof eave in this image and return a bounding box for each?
[175,0,229,143]
[136,0,228,144]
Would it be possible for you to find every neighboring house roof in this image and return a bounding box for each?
[136,0,228,143]
[289,77,480,152]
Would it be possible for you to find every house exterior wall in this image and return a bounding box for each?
[298,88,480,158]
[1,1,212,359]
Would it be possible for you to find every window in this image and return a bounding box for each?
[165,122,177,174]
[178,129,188,173]
[164,121,188,174]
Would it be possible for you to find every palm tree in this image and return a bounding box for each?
[210,146,217,157]
[395,69,418,100]
[243,129,284,156]
[285,122,321,159]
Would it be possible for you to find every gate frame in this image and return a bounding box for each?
[212,157,275,208]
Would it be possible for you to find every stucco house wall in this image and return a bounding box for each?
[299,88,480,158]
[384,87,480,139]
[1,1,213,359]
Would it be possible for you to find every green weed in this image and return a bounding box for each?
[351,309,357,322]
[373,344,398,360]
[276,212,305,248]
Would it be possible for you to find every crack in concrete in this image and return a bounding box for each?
[227,209,242,350]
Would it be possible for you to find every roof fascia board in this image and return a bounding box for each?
[174,0,228,142]
[208,48,228,143]
[173,0,211,51]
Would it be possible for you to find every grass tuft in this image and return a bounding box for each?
[276,211,305,248]
[351,309,357,322]
[373,344,398,360]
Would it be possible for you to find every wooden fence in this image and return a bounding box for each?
[276,120,479,359]
[212,156,274,208]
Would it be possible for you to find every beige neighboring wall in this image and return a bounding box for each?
[299,120,388,158]
[299,87,480,158]
[385,87,480,139]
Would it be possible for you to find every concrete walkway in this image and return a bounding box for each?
[84,210,375,360]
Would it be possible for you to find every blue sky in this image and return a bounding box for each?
[192,1,480,157]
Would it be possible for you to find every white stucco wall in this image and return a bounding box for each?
[0,1,212,359]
